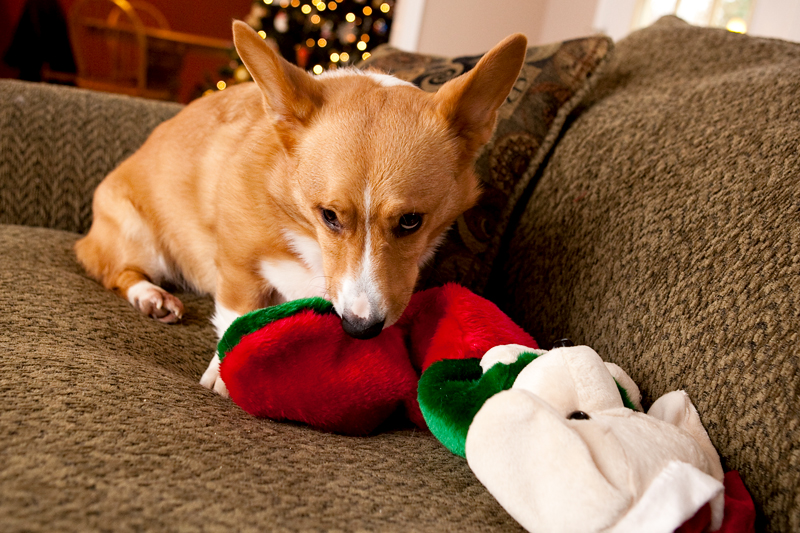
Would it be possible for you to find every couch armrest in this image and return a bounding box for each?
[495,17,800,530]
[0,80,182,233]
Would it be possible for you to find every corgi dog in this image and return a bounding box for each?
[75,21,527,396]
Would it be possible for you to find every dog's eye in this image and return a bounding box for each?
[320,208,341,231]
[396,213,422,236]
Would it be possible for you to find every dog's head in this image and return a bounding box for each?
[233,21,526,338]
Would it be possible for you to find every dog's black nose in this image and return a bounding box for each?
[341,315,385,340]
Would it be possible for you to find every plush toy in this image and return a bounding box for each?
[418,343,755,533]
[217,283,536,435]
[217,283,754,532]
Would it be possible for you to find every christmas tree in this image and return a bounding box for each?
[201,0,394,96]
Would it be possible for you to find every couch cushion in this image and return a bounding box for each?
[0,80,182,234]
[0,223,525,531]
[363,36,611,294]
[496,17,800,532]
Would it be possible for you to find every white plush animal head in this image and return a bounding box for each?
[465,345,725,533]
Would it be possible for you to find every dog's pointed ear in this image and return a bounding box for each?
[232,20,322,127]
[434,33,527,155]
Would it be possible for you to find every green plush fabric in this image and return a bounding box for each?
[418,352,539,458]
[616,381,638,412]
[217,297,334,359]
[419,352,638,457]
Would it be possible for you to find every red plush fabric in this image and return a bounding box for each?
[221,284,537,435]
[676,471,755,533]
[220,309,418,435]
[397,283,538,373]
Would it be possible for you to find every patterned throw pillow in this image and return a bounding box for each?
[360,37,613,294]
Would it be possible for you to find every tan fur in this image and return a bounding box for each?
[76,21,526,381]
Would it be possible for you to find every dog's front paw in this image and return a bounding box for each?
[200,355,229,398]
[127,281,184,323]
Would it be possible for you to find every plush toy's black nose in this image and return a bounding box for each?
[568,410,591,420]
[552,338,575,348]
[341,315,385,340]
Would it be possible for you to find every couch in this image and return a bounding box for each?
[1,16,797,532]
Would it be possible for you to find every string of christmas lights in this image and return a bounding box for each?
[199,0,393,97]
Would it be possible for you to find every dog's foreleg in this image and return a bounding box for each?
[199,302,242,397]
[200,266,269,397]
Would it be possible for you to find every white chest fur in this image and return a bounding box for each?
[260,230,327,302]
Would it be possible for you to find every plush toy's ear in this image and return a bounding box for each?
[648,391,725,484]
[511,346,626,416]
[605,362,644,411]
